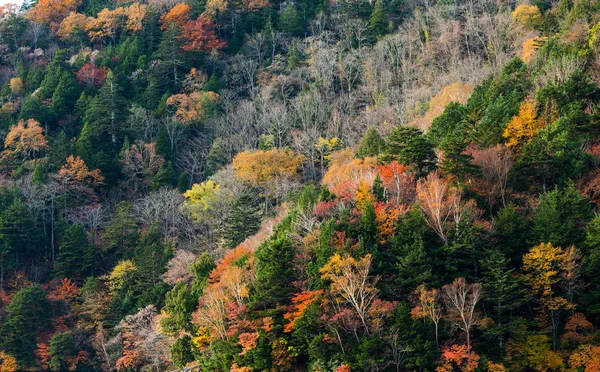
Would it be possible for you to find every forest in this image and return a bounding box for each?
[0,0,600,370]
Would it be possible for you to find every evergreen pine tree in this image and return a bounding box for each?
[223,190,262,248]
[54,224,90,279]
[385,126,437,177]
[356,126,385,159]
[369,0,387,38]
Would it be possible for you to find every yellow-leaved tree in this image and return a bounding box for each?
[502,100,546,148]
[184,180,221,220]
[511,4,542,30]
[232,149,305,189]
[523,242,579,350]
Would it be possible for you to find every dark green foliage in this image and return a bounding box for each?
[48,332,77,371]
[369,0,388,38]
[253,232,294,308]
[372,174,385,202]
[102,201,139,266]
[356,126,385,159]
[133,226,173,307]
[0,285,50,368]
[54,224,91,279]
[191,252,216,297]
[428,102,466,146]
[171,335,196,368]
[0,198,44,289]
[161,282,196,335]
[384,126,436,177]
[530,182,592,248]
[223,189,262,248]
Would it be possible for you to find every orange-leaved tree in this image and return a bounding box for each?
[159,3,190,29]
[57,155,104,186]
[411,284,443,346]
[26,0,80,26]
[2,119,49,161]
[181,16,226,52]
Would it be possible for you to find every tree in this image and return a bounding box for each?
[76,64,109,88]
[411,284,443,346]
[54,224,91,279]
[103,201,139,266]
[436,344,480,372]
[385,126,436,177]
[223,189,262,248]
[502,100,546,148]
[441,277,482,350]
[166,91,220,123]
[233,149,305,187]
[181,16,226,52]
[83,71,126,146]
[159,3,190,29]
[320,254,378,335]
[369,0,387,38]
[48,332,78,371]
[26,0,80,26]
[161,282,196,336]
[0,285,50,368]
[511,4,542,30]
[530,183,591,248]
[356,127,385,159]
[2,119,48,161]
[253,232,294,307]
[57,155,104,186]
[416,172,475,244]
[522,243,574,350]
[57,12,88,42]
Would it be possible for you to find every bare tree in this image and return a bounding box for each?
[442,277,482,350]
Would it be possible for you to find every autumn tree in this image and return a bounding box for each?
[522,243,575,350]
[376,161,414,205]
[159,3,190,29]
[181,16,226,52]
[416,172,475,244]
[436,344,480,372]
[26,0,80,26]
[468,145,513,210]
[502,100,546,148]
[413,82,474,131]
[441,277,482,350]
[2,119,48,161]
[57,155,104,186]
[166,91,220,123]
[76,64,109,89]
[57,12,88,41]
[233,148,305,201]
[511,4,542,30]
[411,284,443,345]
[321,254,383,335]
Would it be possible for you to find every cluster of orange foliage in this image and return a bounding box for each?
[374,202,404,244]
[181,16,226,52]
[436,344,480,372]
[84,3,148,42]
[166,91,220,123]
[284,290,323,333]
[2,119,48,161]
[57,12,88,41]
[57,155,104,186]
[159,3,190,29]
[376,161,415,204]
[322,149,377,201]
[27,0,80,27]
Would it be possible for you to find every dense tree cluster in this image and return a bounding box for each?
[0,0,600,371]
